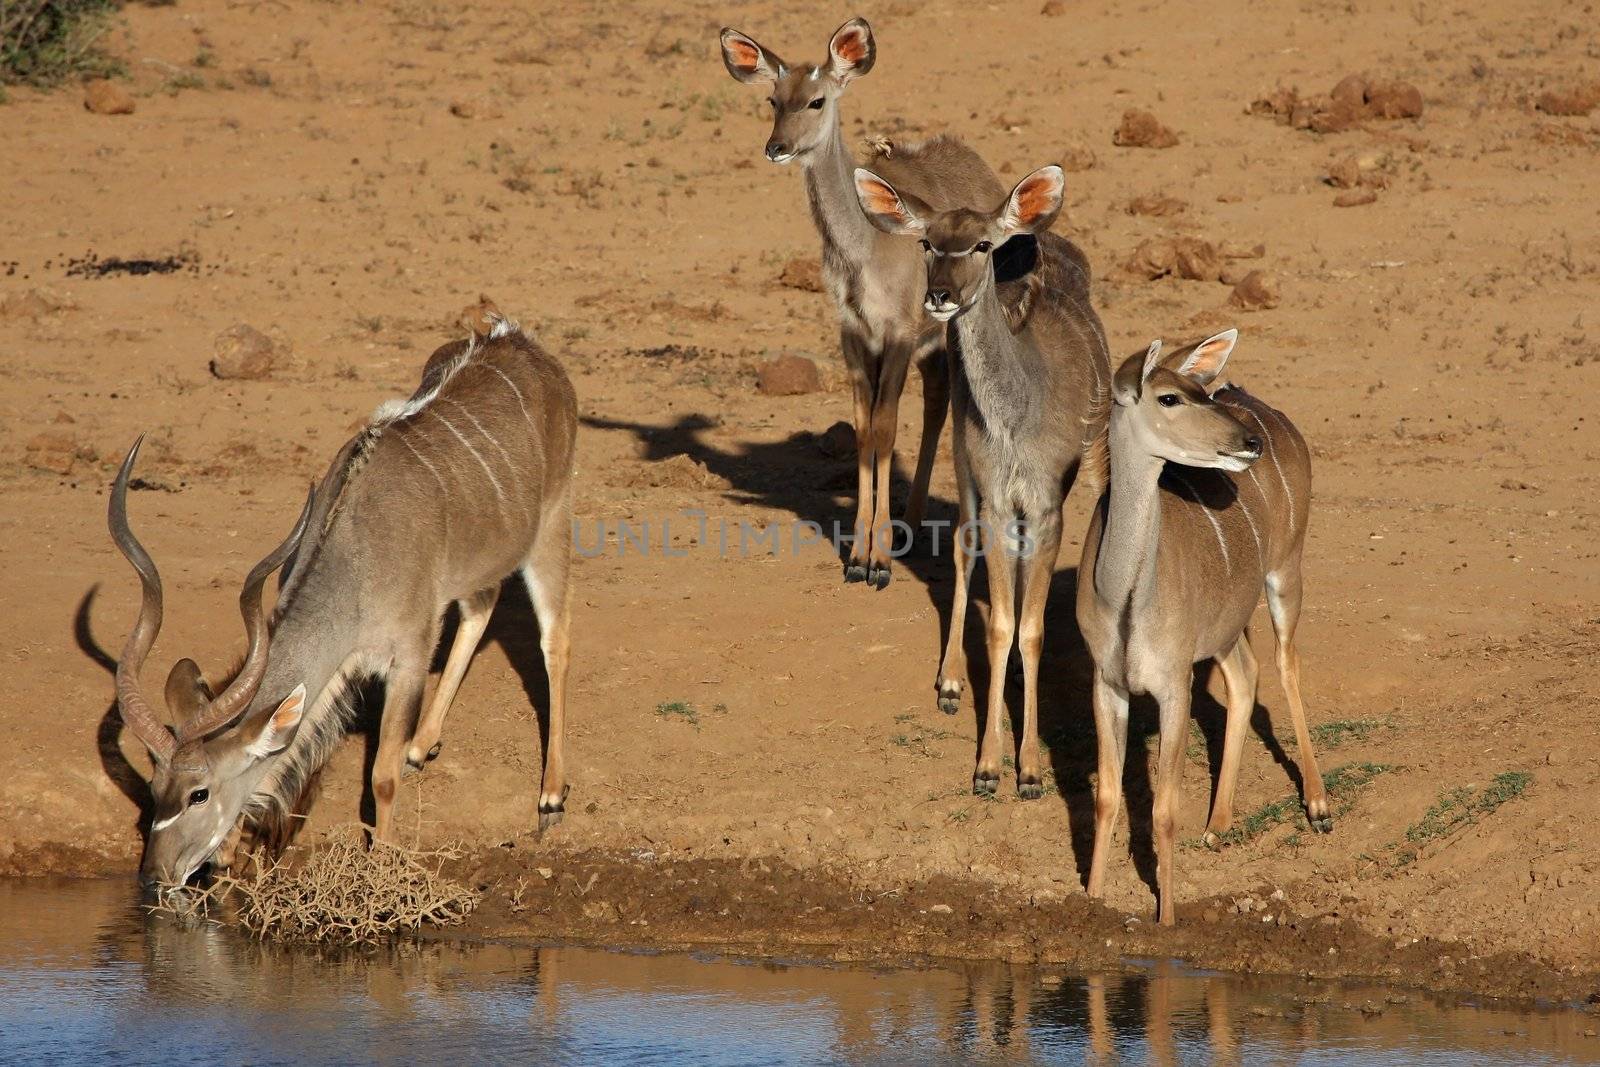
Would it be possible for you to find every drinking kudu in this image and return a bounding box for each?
[108,301,577,887]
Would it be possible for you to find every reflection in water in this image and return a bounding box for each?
[0,878,1595,1066]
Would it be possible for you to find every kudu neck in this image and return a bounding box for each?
[1094,409,1166,612]
[803,120,876,263]
[953,276,1037,430]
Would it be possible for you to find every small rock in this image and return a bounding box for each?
[929,903,954,914]
[537,867,554,879]
[83,79,135,116]
[1219,240,1266,260]
[25,431,94,475]
[1330,74,1369,111]
[1040,0,1066,13]
[817,420,856,459]
[0,288,75,320]
[778,256,824,293]
[1333,189,1378,208]
[1229,270,1280,311]
[1366,79,1424,120]
[1126,238,1177,279]
[1536,83,1600,117]
[1126,194,1187,217]
[449,98,503,120]
[627,453,728,491]
[1172,237,1222,281]
[210,323,277,380]
[1327,157,1362,189]
[1059,141,1097,172]
[1219,264,1250,286]
[1112,109,1178,149]
[756,353,822,396]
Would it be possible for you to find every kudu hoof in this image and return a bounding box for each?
[935,686,961,716]
[844,563,869,584]
[1201,830,1224,851]
[538,807,564,832]
[1018,778,1043,801]
[1310,815,1334,834]
[867,563,891,590]
[404,740,442,770]
[972,774,998,797]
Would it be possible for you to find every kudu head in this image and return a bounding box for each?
[719,16,875,165]
[853,163,1066,322]
[108,436,313,889]
[1110,330,1262,472]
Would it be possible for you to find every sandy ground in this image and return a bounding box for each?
[3,0,1600,999]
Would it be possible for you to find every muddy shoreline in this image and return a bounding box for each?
[459,846,1600,1008]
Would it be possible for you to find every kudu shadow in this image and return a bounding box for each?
[77,585,155,837]
[580,407,970,641]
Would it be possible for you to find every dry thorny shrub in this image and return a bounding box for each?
[151,825,479,945]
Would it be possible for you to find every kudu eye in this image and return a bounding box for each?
[188,788,210,807]
[807,97,824,109]
[766,97,778,109]
[918,239,931,252]
[974,241,993,254]
[1157,394,1182,408]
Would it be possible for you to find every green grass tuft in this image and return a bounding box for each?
[1203,762,1394,849]
[1396,770,1532,865]
[1309,718,1396,749]
[2,0,122,89]
[654,700,699,726]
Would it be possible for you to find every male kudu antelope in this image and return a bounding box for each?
[109,300,577,888]
[854,164,1111,797]
[1078,330,1330,924]
[720,16,1006,587]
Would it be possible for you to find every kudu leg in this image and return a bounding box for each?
[1014,510,1063,800]
[864,349,912,589]
[1266,565,1331,830]
[1152,679,1194,926]
[1086,675,1130,898]
[973,504,1017,795]
[902,349,949,544]
[372,657,428,842]
[523,512,573,831]
[1203,632,1259,845]
[843,335,876,584]
[935,473,979,714]
[406,587,497,768]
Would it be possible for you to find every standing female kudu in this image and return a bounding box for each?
[1078,330,1330,924]
[108,301,577,888]
[720,16,1005,587]
[854,164,1111,797]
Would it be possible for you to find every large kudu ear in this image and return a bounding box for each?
[163,658,214,726]
[999,165,1066,237]
[826,17,875,84]
[245,684,307,760]
[853,168,926,237]
[1113,340,1162,406]
[1167,328,1238,387]
[720,28,783,84]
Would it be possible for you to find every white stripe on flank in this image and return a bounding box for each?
[432,408,508,507]
[396,431,448,492]
[1234,404,1296,530]
[1169,470,1230,572]
[483,364,534,427]
[1235,485,1264,570]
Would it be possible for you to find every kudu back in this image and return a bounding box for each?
[109,299,577,887]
